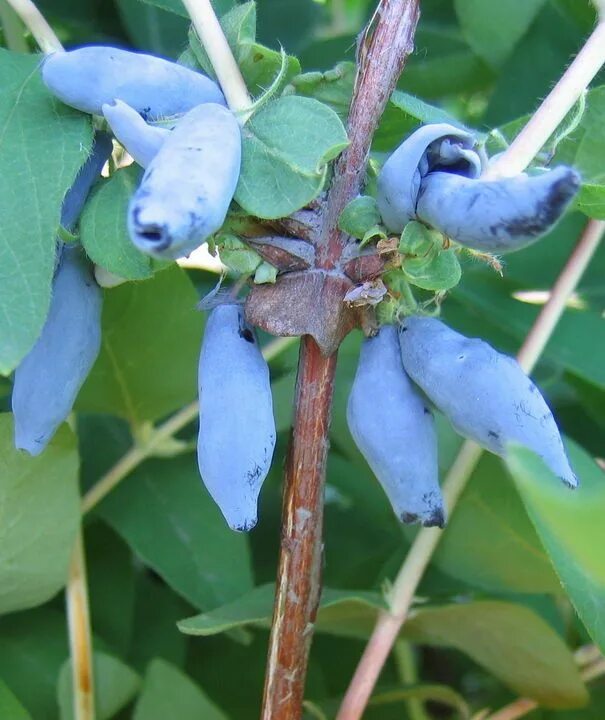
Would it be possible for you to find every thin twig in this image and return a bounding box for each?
[81,336,295,514]
[0,0,27,52]
[180,0,251,119]
[66,530,95,720]
[318,0,420,267]
[485,20,605,179]
[3,0,61,53]
[486,656,605,720]
[336,217,605,720]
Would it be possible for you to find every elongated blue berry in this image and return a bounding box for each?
[398,316,577,487]
[12,247,102,455]
[197,304,276,532]
[347,325,445,527]
[416,166,580,253]
[42,46,224,118]
[128,103,241,260]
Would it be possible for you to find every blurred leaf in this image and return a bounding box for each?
[139,0,234,18]
[255,0,323,54]
[0,50,92,373]
[485,4,591,125]
[506,441,605,654]
[453,273,605,389]
[454,0,547,68]
[80,165,153,281]
[98,454,254,610]
[374,90,463,152]
[399,27,494,99]
[133,658,227,719]
[553,86,605,188]
[236,96,349,218]
[0,679,31,720]
[77,266,203,423]
[129,572,191,672]
[57,651,141,720]
[116,0,189,57]
[0,416,79,615]
[188,2,300,95]
[86,522,136,657]
[403,601,588,708]
[575,184,605,219]
[369,684,469,718]
[429,450,561,594]
[0,608,68,720]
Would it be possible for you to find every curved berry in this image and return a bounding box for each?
[398,316,577,487]
[347,325,445,527]
[416,166,580,253]
[102,100,170,168]
[377,123,480,234]
[42,46,225,118]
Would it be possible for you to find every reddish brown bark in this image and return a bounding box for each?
[261,337,337,719]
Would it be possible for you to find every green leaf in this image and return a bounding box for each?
[0,679,31,720]
[455,0,547,67]
[0,608,68,720]
[98,454,253,610]
[178,584,385,637]
[187,2,299,95]
[430,450,561,594]
[77,266,204,424]
[285,62,355,121]
[369,684,469,718]
[403,601,588,708]
[399,222,462,291]
[57,651,141,720]
[0,415,80,615]
[133,659,227,720]
[87,523,136,657]
[253,261,277,284]
[235,96,349,219]
[0,50,92,373]
[399,26,494,100]
[80,166,153,281]
[575,183,605,219]
[506,441,605,654]
[374,90,463,153]
[338,196,381,240]
[215,233,262,274]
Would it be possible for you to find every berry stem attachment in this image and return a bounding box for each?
[180,0,252,121]
[484,19,605,179]
[3,0,62,53]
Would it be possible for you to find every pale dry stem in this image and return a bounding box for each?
[4,0,61,53]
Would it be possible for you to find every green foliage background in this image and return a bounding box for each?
[0,0,604,718]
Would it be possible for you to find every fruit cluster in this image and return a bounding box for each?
[348,319,577,528]
[13,45,579,531]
